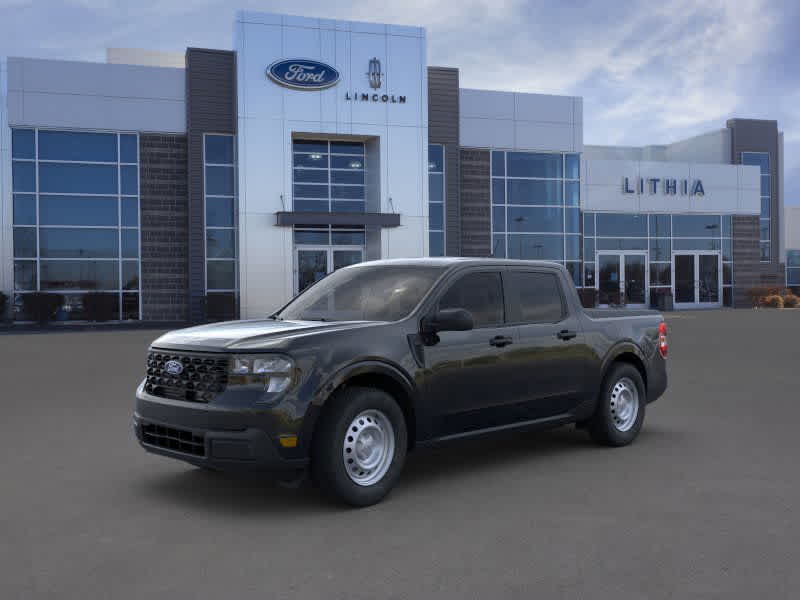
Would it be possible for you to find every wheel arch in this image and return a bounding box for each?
[601,343,648,392]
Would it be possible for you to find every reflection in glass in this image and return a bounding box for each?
[38,131,117,162]
[507,234,564,260]
[507,152,562,178]
[39,163,118,194]
[206,229,236,258]
[40,261,119,290]
[40,228,118,258]
[40,195,118,226]
[207,260,236,290]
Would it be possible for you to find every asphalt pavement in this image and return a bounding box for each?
[1,308,799,599]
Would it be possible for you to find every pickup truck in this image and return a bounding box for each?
[134,258,668,506]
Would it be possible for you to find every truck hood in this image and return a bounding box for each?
[150,318,381,352]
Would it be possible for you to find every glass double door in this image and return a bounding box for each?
[596,252,648,308]
[295,247,363,294]
[673,252,721,308]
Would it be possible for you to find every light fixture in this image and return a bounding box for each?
[310,153,322,160]
[349,160,362,169]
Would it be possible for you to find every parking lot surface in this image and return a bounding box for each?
[1,309,799,599]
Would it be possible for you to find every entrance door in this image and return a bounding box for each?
[295,247,364,294]
[596,252,648,308]
[672,252,721,308]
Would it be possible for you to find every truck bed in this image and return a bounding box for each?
[584,308,661,320]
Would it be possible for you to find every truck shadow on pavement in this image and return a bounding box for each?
[137,424,682,514]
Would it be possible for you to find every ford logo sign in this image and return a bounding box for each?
[164,360,184,376]
[267,59,340,90]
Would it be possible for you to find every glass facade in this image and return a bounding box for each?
[490,150,581,286]
[428,144,445,257]
[204,134,238,300]
[742,152,771,261]
[292,140,365,213]
[788,250,800,287]
[11,128,141,320]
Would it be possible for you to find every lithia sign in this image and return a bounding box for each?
[623,177,705,196]
[267,57,406,103]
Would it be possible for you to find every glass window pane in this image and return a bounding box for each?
[429,202,444,231]
[760,175,770,197]
[673,214,721,237]
[293,168,328,184]
[122,261,139,290]
[596,238,647,251]
[428,173,444,203]
[721,215,732,237]
[331,170,365,185]
[583,213,595,237]
[507,234,564,260]
[596,213,647,237]
[40,195,118,226]
[492,206,505,232]
[584,262,595,287]
[40,260,119,290]
[13,227,37,258]
[294,200,329,212]
[120,134,138,163]
[508,272,564,323]
[331,155,362,170]
[565,235,580,260]
[38,131,117,162]
[40,228,118,258]
[121,198,139,227]
[650,264,671,286]
[583,238,595,262]
[294,153,329,168]
[565,207,580,233]
[492,235,506,258]
[207,260,236,290]
[205,135,234,164]
[492,179,505,205]
[39,163,118,194]
[206,166,235,195]
[787,268,800,285]
[331,230,365,245]
[14,261,37,291]
[723,287,732,307]
[565,181,579,206]
[12,161,36,192]
[649,214,671,237]
[565,154,580,179]
[507,152,562,178]
[206,197,234,227]
[566,262,581,287]
[787,251,800,268]
[723,263,732,285]
[428,144,444,172]
[207,229,236,258]
[760,242,770,261]
[761,197,770,218]
[741,152,769,174]
[491,151,505,177]
[507,180,562,205]
[721,238,732,262]
[13,194,36,225]
[649,238,671,261]
[122,293,140,320]
[293,140,328,154]
[429,231,444,257]
[121,229,138,259]
[294,184,329,199]
[673,238,721,251]
[294,229,329,245]
[331,201,365,213]
[330,141,364,155]
[12,129,35,159]
[439,272,504,327]
[760,219,770,241]
[331,185,364,200]
[121,165,138,195]
[507,206,563,233]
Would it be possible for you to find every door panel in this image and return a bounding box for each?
[297,249,328,293]
[674,255,695,304]
[598,255,621,305]
[333,249,362,271]
[624,255,647,305]
[698,254,719,303]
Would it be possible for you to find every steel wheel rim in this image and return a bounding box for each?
[610,377,639,432]
[342,410,395,486]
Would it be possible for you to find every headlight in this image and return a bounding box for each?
[229,354,295,393]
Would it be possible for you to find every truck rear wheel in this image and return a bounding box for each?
[588,363,646,446]
[311,386,407,506]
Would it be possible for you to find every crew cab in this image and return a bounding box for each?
[134,258,668,506]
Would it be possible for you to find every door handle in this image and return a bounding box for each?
[489,335,513,347]
[557,330,577,341]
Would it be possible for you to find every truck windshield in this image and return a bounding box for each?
[276,265,446,322]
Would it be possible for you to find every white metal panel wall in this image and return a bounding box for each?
[784,206,800,250]
[582,158,760,215]
[235,11,429,318]
[7,58,185,132]
[459,88,582,152]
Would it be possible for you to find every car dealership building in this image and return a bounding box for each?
[0,11,793,322]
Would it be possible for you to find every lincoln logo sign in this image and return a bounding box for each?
[267,59,340,90]
[623,177,705,196]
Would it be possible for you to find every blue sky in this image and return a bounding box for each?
[2,0,798,204]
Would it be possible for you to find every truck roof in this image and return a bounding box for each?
[348,257,567,270]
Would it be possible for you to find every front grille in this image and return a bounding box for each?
[145,350,229,403]
[141,423,206,457]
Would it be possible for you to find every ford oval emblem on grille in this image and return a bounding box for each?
[164,360,184,376]
[267,59,340,90]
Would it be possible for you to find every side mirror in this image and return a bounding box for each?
[422,308,474,334]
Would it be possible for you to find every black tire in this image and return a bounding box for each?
[588,363,646,446]
[311,386,407,507]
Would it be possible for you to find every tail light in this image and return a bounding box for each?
[658,322,668,358]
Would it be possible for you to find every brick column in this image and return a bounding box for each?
[459,149,491,257]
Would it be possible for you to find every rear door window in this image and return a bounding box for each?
[507,271,565,324]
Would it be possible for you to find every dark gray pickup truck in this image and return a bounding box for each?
[134,258,668,506]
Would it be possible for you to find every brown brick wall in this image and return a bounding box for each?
[732,215,760,307]
[459,149,491,257]
[139,133,189,321]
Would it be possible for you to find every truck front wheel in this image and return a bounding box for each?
[588,363,646,446]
